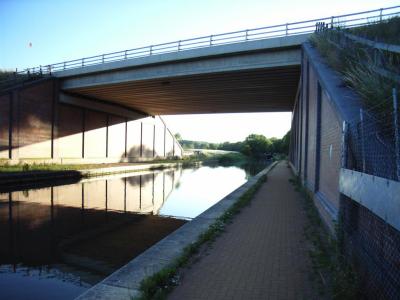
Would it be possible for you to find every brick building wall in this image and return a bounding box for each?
[290,52,341,231]
[290,43,400,299]
[0,94,10,159]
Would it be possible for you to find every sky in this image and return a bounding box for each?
[1,0,398,142]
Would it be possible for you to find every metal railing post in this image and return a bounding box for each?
[178,40,181,51]
[125,50,127,60]
[82,58,85,67]
[285,23,288,36]
[63,62,66,70]
[102,54,105,63]
[360,108,366,172]
[393,87,400,180]
[245,30,249,41]
[331,16,334,28]
[341,121,348,168]
[149,46,153,55]
[210,35,213,46]
[380,8,383,22]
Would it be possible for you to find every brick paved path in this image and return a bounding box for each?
[168,162,319,300]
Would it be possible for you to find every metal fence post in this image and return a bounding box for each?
[245,30,248,41]
[341,121,348,168]
[330,16,334,28]
[178,40,181,51]
[149,46,153,55]
[210,35,213,46]
[285,23,288,36]
[393,88,400,180]
[360,108,366,172]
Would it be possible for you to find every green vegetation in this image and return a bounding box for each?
[310,18,400,119]
[176,131,290,158]
[137,168,273,300]
[289,174,360,299]
[0,152,246,173]
[349,17,400,45]
[0,70,13,81]
[0,161,93,173]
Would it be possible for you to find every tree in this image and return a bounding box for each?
[240,134,271,158]
[174,133,182,141]
[280,130,291,154]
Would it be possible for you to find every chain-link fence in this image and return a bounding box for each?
[345,88,400,181]
[313,21,400,181]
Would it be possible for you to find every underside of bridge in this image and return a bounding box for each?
[64,65,300,115]
[57,35,307,115]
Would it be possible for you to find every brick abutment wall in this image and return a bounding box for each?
[290,43,400,299]
[0,79,182,164]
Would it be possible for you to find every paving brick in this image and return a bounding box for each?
[168,162,319,300]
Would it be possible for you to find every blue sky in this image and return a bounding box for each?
[1,0,398,142]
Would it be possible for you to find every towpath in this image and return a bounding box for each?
[168,162,319,300]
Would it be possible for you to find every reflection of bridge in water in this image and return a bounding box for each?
[1,168,181,216]
[0,168,184,268]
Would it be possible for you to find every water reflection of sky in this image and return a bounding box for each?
[160,166,247,219]
[0,162,268,300]
[0,265,89,300]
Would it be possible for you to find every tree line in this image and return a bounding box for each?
[175,131,290,158]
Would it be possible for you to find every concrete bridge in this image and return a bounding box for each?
[56,34,306,115]
[1,6,400,298]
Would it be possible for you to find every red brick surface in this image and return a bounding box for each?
[168,163,319,300]
[0,94,10,158]
[318,90,341,209]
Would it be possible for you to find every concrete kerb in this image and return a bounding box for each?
[76,160,279,300]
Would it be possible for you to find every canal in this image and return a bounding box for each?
[0,161,268,299]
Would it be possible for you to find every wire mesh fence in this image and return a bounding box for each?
[312,16,400,181]
[345,88,400,181]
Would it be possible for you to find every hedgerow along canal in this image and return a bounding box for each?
[0,161,269,299]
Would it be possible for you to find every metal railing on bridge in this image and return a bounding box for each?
[1,5,400,86]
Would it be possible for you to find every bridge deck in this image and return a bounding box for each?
[58,35,307,115]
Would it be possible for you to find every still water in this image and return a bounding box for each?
[0,162,268,300]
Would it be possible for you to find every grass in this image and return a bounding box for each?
[0,161,94,173]
[136,165,274,300]
[0,69,42,91]
[310,18,400,120]
[289,175,360,299]
[348,16,400,45]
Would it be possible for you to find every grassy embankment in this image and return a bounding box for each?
[310,17,400,119]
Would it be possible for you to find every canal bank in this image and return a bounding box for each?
[1,160,269,300]
[76,161,278,299]
[0,161,185,188]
